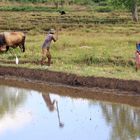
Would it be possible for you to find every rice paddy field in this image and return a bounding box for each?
[0,7,140,80]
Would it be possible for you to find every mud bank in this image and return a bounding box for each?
[1,74,140,107]
[0,66,140,93]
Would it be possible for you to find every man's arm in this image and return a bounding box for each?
[53,31,58,42]
[53,36,57,42]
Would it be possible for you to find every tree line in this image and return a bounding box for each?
[1,0,140,22]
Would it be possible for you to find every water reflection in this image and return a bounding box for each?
[100,103,140,140]
[0,85,140,140]
[55,100,64,128]
[42,93,64,128]
[0,85,32,135]
[42,93,56,112]
[0,85,27,118]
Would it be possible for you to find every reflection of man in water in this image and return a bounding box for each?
[42,93,56,112]
[42,93,64,128]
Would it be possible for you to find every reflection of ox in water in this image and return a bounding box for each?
[0,32,26,52]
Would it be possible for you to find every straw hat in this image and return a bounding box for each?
[49,29,55,34]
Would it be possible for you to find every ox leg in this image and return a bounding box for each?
[19,44,25,52]
[6,46,9,52]
[22,36,26,52]
[22,43,25,52]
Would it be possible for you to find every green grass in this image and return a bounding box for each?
[0,11,140,80]
[0,5,57,12]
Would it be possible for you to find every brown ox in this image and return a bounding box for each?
[0,32,26,52]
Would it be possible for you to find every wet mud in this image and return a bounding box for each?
[0,74,140,107]
[0,66,140,93]
[0,66,140,107]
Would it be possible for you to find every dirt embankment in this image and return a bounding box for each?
[0,66,140,93]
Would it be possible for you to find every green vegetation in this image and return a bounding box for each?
[0,12,140,79]
[0,2,140,80]
[0,0,139,22]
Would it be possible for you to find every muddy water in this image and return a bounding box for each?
[0,85,140,140]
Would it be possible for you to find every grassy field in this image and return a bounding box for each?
[0,10,140,80]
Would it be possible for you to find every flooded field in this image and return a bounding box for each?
[0,84,140,140]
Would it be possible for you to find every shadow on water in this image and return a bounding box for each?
[0,77,140,140]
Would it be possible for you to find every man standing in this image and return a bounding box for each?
[41,29,57,66]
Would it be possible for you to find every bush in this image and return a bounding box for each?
[98,1,108,6]
[0,6,56,12]
[95,6,112,12]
